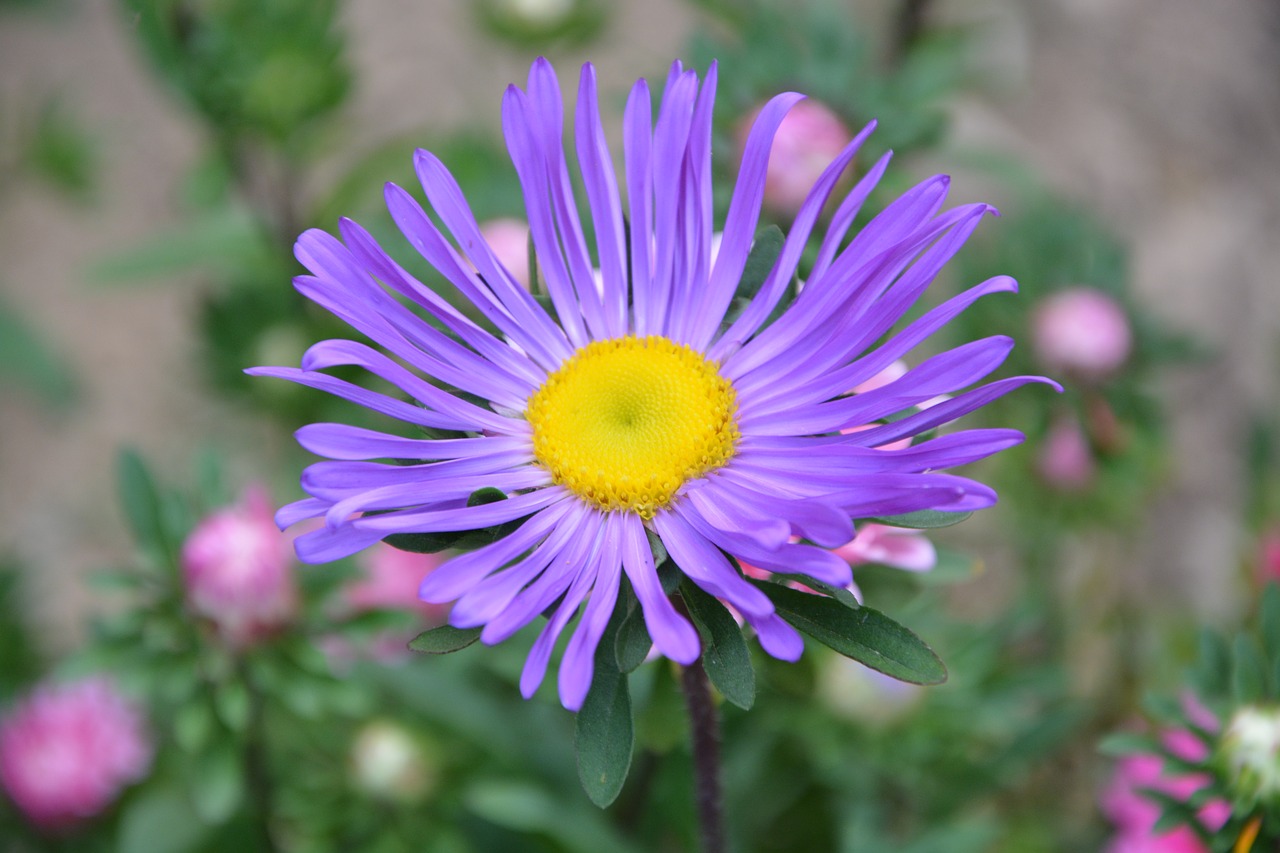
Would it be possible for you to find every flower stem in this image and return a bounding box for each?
[680,658,726,853]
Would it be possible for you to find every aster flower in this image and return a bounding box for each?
[0,676,153,830]
[250,58,1055,711]
[180,485,299,649]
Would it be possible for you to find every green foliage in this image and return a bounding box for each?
[409,625,483,654]
[0,293,78,409]
[575,613,634,808]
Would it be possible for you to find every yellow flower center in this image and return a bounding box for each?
[527,336,740,518]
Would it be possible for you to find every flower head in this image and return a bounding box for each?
[0,676,153,830]
[181,485,299,649]
[251,58,1055,710]
[1218,704,1280,809]
[1032,287,1132,379]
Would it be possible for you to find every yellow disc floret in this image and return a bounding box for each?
[527,336,740,518]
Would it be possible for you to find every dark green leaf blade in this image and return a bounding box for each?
[680,581,755,710]
[757,582,947,685]
[735,225,785,300]
[613,583,652,674]
[408,625,482,654]
[864,509,973,529]
[575,622,634,808]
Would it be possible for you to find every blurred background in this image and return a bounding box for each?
[1,0,1279,850]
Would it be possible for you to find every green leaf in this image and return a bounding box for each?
[864,509,973,529]
[187,742,244,823]
[756,582,947,685]
[613,583,652,674]
[174,702,216,753]
[0,294,78,408]
[408,625,482,654]
[680,581,755,710]
[117,786,210,853]
[90,207,274,285]
[575,619,633,808]
[1232,634,1268,704]
[735,225,785,300]
[1262,583,1280,659]
[214,681,251,733]
[117,448,176,566]
[1097,731,1157,758]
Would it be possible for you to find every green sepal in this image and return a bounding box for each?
[575,612,634,808]
[613,582,652,674]
[755,581,947,685]
[680,581,756,710]
[864,509,974,529]
[382,486,517,553]
[408,624,482,655]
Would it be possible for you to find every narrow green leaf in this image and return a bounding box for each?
[187,742,243,823]
[575,620,633,808]
[1232,634,1268,704]
[864,509,973,529]
[383,487,515,553]
[756,582,946,685]
[116,448,175,566]
[1262,583,1280,658]
[645,528,669,568]
[408,625,482,654]
[680,581,755,710]
[735,225,784,300]
[214,681,251,733]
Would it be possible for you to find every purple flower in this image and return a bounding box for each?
[738,99,853,216]
[251,58,1055,710]
[181,485,299,649]
[0,677,152,830]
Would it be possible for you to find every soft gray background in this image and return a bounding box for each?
[2,0,1278,644]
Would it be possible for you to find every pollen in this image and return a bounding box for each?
[526,336,740,518]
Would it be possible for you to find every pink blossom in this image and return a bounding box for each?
[1038,417,1097,491]
[1101,720,1230,852]
[0,677,152,830]
[1032,288,1132,379]
[1258,529,1280,583]
[347,543,450,626]
[181,485,298,649]
[479,218,532,290]
[741,99,852,216]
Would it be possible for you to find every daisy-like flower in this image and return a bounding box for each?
[251,58,1055,711]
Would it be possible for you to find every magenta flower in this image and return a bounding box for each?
[0,677,152,830]
[251,58,1054,710]
[1102,723,1230,852]
[741,98,853,216]
[477,218,533,290]
[181,485,299,649]
[1032,287,1132,379]
[1038,415,1097,491]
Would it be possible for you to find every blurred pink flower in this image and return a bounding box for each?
[1101,720,1230,852]
[1038,416,1097,491]
[1258,529,1280,583]
[348,543,450,626]
[181,485,298,649]
[1032,288,1132,379]
[479,218,532,290]
[741,99,851,216]
[0,677,152,830]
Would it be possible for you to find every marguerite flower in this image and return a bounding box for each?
[250,58,1055,710]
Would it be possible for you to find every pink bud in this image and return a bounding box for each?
[0,677,152,830]
[181,485,298,649]
[1038,417,1097,491]
[743,100,852,217]
[347,544,450,627]
[1258,529,1280,584]
[479,218,532,290]
[1032,288,1132,379]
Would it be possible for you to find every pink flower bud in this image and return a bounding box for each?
[1258,529,1280,584]
[347,544,450,627]
[0,677,152,830]
[181,486,298,649]
[1032,288,1132,379]
[1038,417,1097,492]
[479,218,532,290]
[742,100,852,216]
